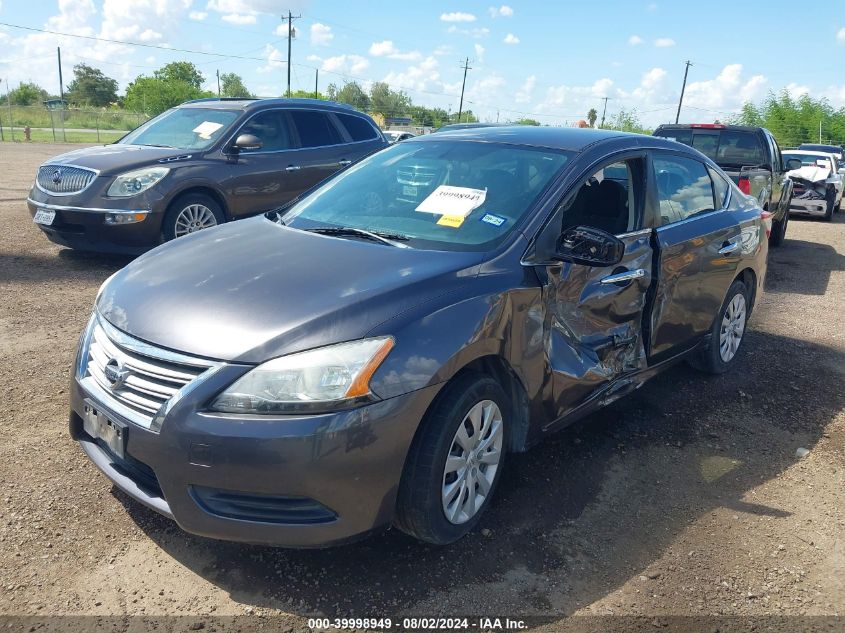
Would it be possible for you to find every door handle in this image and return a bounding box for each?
[285,165,301,171]
[599,268,647,285]
[718,239,739,255]
[338,159,352,167]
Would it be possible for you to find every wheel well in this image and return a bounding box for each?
[735,267,757,313]
[451,356,531,453]
[168,186,230,221]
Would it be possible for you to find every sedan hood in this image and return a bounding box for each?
[97,217,483,363]
[44,144,194,175]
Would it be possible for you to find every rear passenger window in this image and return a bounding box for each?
[707,166,730,208]
[336,113,378,142]
[289,110,343,148]
[654,155,716,225]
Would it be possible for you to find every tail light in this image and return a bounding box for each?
[738,176,751,195]
[760,209,773,239]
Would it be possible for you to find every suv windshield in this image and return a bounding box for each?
[119,107,239,150]
[282,140,572,251]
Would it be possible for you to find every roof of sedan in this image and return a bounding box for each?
[412,125,643,152]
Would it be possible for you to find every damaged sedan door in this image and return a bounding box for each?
[536,156,653,423]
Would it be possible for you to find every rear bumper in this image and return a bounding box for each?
[70,369,441,548]
[26,195,166,254]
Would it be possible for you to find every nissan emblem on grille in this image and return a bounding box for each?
[104,358,129,389]
[51,169,63,185]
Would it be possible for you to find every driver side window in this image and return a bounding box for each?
[239,110,292,152]
[561,158,643,235]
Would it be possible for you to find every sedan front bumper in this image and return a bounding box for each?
[788,198,828,217]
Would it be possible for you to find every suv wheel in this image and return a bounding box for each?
[688,279,749,374]
[394,373,508,544]
[164,193,225,241]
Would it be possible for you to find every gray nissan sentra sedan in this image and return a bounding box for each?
[71,126,767,547]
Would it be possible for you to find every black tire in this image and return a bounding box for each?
[162,192,225,242]
[687,279,749,375]
[824,188,835,221]
[394,372,509,545]
[769,207,788,247]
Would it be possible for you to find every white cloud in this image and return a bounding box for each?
[189,11,208,20]
[138,28,162,41]
[440,12,476,22]
[628,35,644,46]
[837,27,845,43]
[221,13,256,24]
[322,54,370,76]
[433,44,453,56]
[256,43,285,74]
[368,40,421,61]
[447,25,489,37]
[310,23,333,46]
[682,64,769,120]
[474,43,485,62]
[383,56,441,94]
[654,38,675,47]
[516,75,536,104]
[488,5,513,17]
[503,33,519,44]
[646,2,658,11]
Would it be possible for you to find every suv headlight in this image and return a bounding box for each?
[210,337,394,414]
[107,167,169,197]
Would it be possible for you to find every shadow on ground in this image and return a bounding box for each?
[765,214,845,295]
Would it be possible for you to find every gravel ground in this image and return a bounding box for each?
[1,143,843,631]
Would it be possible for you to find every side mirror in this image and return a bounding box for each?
[232,133,262,152]
[555,226,624,267]
[785,158,803,171]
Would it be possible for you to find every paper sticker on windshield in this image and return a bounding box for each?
[480,213,507,227]
[192,121,225,139]
[437,214,466,228]
[416,185,486,218]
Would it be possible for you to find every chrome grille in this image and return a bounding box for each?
[81,319,216,429]
[37,164,97,195]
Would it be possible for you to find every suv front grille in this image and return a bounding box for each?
[80,318,217,429]
[37,164,97,195]
[397,167,438,186]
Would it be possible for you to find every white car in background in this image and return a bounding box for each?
[384,130,416,143]
[783,150,843,220]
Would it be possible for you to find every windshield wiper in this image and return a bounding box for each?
[306,226,410,247]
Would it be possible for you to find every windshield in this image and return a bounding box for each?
[119,107,239,150]
[784,152,836,169]
[282,140,573,251]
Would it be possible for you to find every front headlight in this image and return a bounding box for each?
[106,167,169,197]
[210,337,394,414]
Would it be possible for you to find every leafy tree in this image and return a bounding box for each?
[124,75,213,115]
[334,81,370,111]
[65,64,118,107]
[514,118,540,126]
[154,61,205,90]
[219,72,254,98]
[288,89,328,100]
[732,90,845,148]
[6,82,49,106]
[325,83,338,101]
[604,109,651,134]
[587,108,598,128]
[369,81,410,118]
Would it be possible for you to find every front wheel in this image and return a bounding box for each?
[688,279,749,374]
[824,188,835,221]
[163,193,225,242]
[394,373,508,544]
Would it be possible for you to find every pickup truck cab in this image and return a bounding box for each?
[653,124,795,247]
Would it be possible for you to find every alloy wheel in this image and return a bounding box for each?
[441,399,504,525]
[719,293,746,362]
[174,204,218,237]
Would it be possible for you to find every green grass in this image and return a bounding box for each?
[1,128,125,143]
[0,105,147,131]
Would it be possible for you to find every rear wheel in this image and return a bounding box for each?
[769,205,788,247]
[163,193,225,242]
[688,279,749,374]
[394,373,508,544]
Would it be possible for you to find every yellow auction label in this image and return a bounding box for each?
[437,214,465,228]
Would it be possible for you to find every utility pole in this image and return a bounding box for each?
[599,97,609,129]
[675,60,692,124]
[314,68,318,99]
[57,46,66,141]
[282,11,301,98]
[457,57,472,122]
[216,69,221,97]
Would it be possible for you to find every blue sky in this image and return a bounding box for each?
[0,0,843,126]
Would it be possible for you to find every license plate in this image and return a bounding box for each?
[402,185,417,197]
[83,401,126,459]
[33,208,56,225]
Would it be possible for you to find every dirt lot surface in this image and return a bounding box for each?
[1,143,844,631]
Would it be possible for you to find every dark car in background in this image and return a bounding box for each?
[653,124,797,246]
[26,98,386,254]
[71,127,768,548]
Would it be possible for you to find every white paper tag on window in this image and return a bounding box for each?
[415,185,487,218]
[193,121,225,139]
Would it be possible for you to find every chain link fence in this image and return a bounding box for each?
[0,105,149,143]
